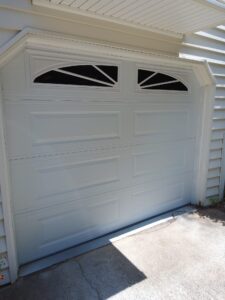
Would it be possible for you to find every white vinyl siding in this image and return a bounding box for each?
[180,25,225,201]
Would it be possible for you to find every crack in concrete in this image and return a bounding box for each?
[76,260,102,300]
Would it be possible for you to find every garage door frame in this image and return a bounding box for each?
[0,28,216,282]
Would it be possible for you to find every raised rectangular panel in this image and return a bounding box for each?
[127,178,186,223]
[15,192,121,264]
[38,156,119,197]
[134,111,188,138]
[5,102,126,159]
[40,197,120,247]
[134,147,184,177]
[88,198,119,226]
[31,111,121,145]
[10,148,129,214]
[40,209,89,247]
[132,140,194,181]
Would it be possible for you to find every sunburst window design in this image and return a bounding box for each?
[138,69,188,91]
[34,65,118,87]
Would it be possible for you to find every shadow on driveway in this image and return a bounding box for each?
[0,245,146,300]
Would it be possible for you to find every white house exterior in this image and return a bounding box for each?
[0,0,225,285]
[181,25,225,202]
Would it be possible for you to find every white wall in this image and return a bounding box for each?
[181,26,225,203]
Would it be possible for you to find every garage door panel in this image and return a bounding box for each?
[10,148,131,214]
[4,57,198,265]
[15,173,190,264]
[10,139,193,215]
[31,110,121,146]
[15,190,123,264]
[131,140,195,185]
[121,173,192,225]
[133,109,192,141]
[5,102,128,159]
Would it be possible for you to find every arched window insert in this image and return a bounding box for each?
[138,69,188,91]
[34,65,118,87]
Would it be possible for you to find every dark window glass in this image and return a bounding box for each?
[138,69,188,91]
[96,65,118,82]
[34,64,119,87]
[143,81,188,91]
[138,69,154,84]
[34,70,109,86]
[141,73,175,86]
[60,65,114,84]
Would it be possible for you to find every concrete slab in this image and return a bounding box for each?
[1,206,225,300]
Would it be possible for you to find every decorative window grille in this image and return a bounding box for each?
[138,69,188,91]
[34,65,118,87]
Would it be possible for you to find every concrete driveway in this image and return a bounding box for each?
[1,206,225,300]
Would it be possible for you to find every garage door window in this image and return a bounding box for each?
[34,65,118,87]
[138,69,188,91]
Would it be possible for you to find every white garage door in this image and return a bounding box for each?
[4,53,197,265]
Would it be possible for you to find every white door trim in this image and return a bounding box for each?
[0,28,216,282]
[0,87,18,282]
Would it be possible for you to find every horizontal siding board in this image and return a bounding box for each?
[209,149,222,160]
[206,186,220,197]
[213,109,225,119]
[185,35,225,53]
[181,45,225,63]
[214,99,225,107]
[212,130,225,140]
[212,119,225,130]
[207,177,220,188]
[208,168,221,179]
[210,64,225,75]
[214,76,225,85]
[200,27,225,44]
[209,158,222,169]
[210,139,223,150]
[183,24,225,202]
